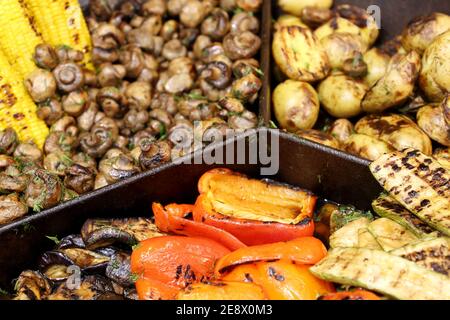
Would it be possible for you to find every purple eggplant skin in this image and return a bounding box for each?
[105,251,133,287]
[46,275,124,300]
[124,288,139,300]
[57,234,86,250]
[38,251,74,271]
[81,224,137,249]
[38,248,110,275]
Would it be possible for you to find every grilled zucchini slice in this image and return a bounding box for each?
[372,194,435,237]
[310,247,450,300]
[391,237,450,276]
[368,218,419,251]
[358,228,382,250]
[370,149,450,236]
[329,217,370,249]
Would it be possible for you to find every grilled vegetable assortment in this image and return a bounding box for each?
[272,1,450,161]
[10,169,339,300]
[10,154,450,300]
[0,0,265,224]
[312,148,450,299]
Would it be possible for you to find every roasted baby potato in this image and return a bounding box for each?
[433,148,450,170]
[318,73,368,118]
[273,26,330,82]
[277,0,333,17]
[315,17,362,41]
[443,94,450,125]
[320,32,368,70]
[355,114,433,155]
[328,119,354,145]
[401,12,450,55]
[345,133,395,161]
[273,80,320,132]
[335,4,379,47]
[295,129,340,149]
[362,51,421,113]
[274,15,308,30]
[363,48,390,87]
[417,103,450,147]
[419,30,450,102]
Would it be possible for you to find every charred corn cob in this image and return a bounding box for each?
[0,50,48,148]
[0,0,42,78]
[26,0,93,69]
[64,0,93,68]
[25,0,71,49]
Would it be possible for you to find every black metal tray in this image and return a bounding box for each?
[0,128,382,288]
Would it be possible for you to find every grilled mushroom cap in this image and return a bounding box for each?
[0,193,28,225]
[33,44,59,70]
[25,69,57,103]
[24,169,64,211]
[53,63,85,92]
[201,8,230,40]
[0,128,18,155]
[13,142,43,163]
[64,164,96,194]
[223,31,261,60]
[139,140,172,170]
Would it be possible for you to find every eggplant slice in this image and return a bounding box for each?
[14,270,52,300]
[81,217,164,249]
[46,275,123,300]
[57,234,86,249]
[61,248,110,272]
[39,248,110,275]
[43,265,73,282]
[105,252,133,287]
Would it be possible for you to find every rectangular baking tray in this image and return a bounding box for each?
[0,128,382,288]
[0,1,272,230]
[268,0,450,150]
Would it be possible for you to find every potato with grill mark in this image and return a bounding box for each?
[273,26,330,82]
[273,79,320,132]
[362,51,421,113]
[277,0,333,17]
[320,32,368,70]
[401,12,450,55]
[417,102,450,147]
[344,133,394,161]
[318,73,368,118]
[419,30,450,102]
[355,114,432,155]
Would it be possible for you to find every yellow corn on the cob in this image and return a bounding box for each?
[26,0,93,69]
[25,0,71,49]
[64,0,93,69]
[0,0,42,78]
[0,50,49,148]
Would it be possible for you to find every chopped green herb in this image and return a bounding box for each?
[46,235,61,245]
[252,67,264,77]
[129,273,140,283]
[174,94,184,102]
[132,243,141,251]
[268,120,278,129]
[185,92,208,100]
[0,287,9,296]
[232,89,243,100]
[233,7,244,15]
[60,153,73,166]
[21,223,35,233]
[158,123,167,141]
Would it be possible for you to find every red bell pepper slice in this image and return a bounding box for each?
[152,202,246,251]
